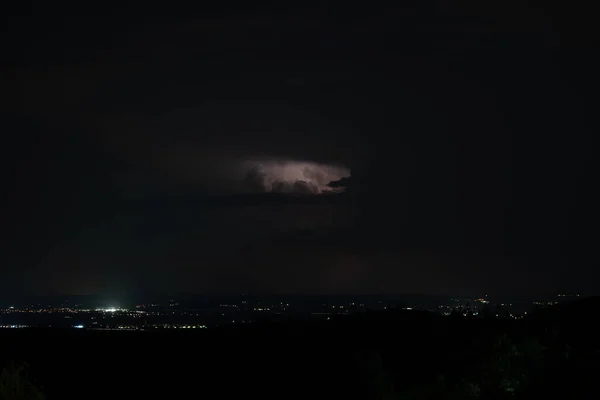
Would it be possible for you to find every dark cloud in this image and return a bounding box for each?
[271,181,289,193]
[327,176,353,189]
[293,180,318,195]
[244,165,268,193]
[271,180,318,195]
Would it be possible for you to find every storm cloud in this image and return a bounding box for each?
[241,160,350,194]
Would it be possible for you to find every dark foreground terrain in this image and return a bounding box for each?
[2,297,599,399]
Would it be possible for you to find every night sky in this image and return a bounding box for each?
[1,3,597,297]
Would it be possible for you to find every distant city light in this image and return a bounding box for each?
[0,292,581,329]
[95,307,120,312]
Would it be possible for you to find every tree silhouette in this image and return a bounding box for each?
[0,362,45,400]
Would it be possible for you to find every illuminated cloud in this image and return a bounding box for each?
[240,159,350,194]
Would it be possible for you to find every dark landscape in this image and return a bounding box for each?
[2,295,599,399]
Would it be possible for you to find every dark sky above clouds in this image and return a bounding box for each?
[1,2,597,296]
